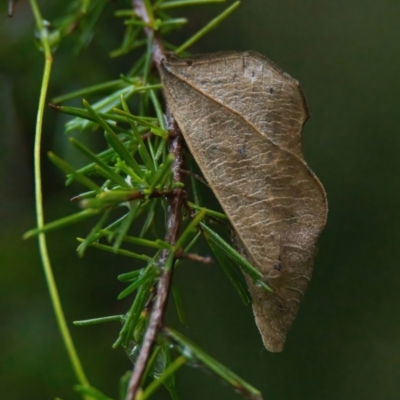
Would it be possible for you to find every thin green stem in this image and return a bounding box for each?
[29,0,90,396]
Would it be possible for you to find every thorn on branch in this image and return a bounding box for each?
[48,103,61,111]
[141,131,153,141]
[178,168,209,187]
[176,250,213,264]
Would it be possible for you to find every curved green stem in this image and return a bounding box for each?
[29,0,91,395]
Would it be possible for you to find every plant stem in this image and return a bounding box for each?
[127,125,184,400]
[29,0,91,396]
[132,0,165,70]
[126,2,185,399]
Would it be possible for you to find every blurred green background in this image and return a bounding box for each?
[2,1,400,399]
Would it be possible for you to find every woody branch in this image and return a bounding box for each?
[125,1,185,399]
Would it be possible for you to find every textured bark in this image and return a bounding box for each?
[160,51,328,352]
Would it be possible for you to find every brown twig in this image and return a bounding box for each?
[126,127,184,400]
[178,168,210,187]
[126,2,185,399]
[132,0,165,73]
[176,251,214,264]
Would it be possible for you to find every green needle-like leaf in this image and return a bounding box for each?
[105,133,144,179]
[119,371,131,400]
[205,233,251,305]
[160,18,188,33]
[66,86,135,131]
[64,84,161,132]
[200,223,273,293]
[74,384,115,400]
[114,9,137,17]
[161,344,180,400]
[113,108,167,139]
[113,201,141,250]
[73,315,124,326]
[175,1,240,53]
[118,269,143,282]
[23,209,99,239]
[69,137,131,188]
[48,151,101,192]
[52,79,126,103]
[110,37,147,58]
[139,199,158,237]
[118,273,149,300]
[149,90,166,131]
[81,190,139,209]
[153,136,167,163]
[76,238,152,261]
[83,99,145,179]
[146,154,174,192]
[158,0,225,10]
[50,104,131,134]
[115,261,159,348]
[104,233,169,249]
[143,0,155,23]
[140,345,163,386]
[188,202,228,220]
[143,30,154,85]
[65,142,135,185]
[77,209,111,257]
[172,283,187,325]
[115,159,143,184]
[165,328,263,400]
[175,208,207,249]
[140,356,186,400]
[120,95,155,172]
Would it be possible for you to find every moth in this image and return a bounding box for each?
[160,51,328,352]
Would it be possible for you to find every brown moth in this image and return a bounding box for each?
[160,51,328,352]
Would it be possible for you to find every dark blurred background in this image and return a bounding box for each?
[2,1,400,399]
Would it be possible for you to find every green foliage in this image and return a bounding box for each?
[24,0,269,399]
